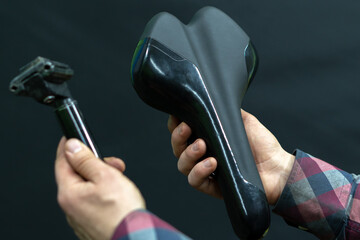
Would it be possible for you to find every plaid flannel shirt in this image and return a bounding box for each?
[111,209,191,240]
[112,150,360,240]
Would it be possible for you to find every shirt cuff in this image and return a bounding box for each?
[111,209,191,240]
[273,150,354,239]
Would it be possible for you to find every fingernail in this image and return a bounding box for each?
[203,159,212,168]
[67,139,82,154]
[192,141,199,151]
[177,124,183,135]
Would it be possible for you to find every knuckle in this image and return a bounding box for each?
[197,139,207,153]
[171,130,178,143]
[79,187,96,199]
[177,160,191,176]
[187,174,199,188]
[74,155,96,175]
[95,168,107,179]
[187,175,195,187]
[177,154,192,175]
[173,148,180,159]
[171,138,180,158]
[167,116,174,132]
[92,167,115,182]
[184,146,194,159]
[171,125,178,138]
[99,192,118,204]
[57,193,66,207]
[102,169,118,182]
[57,191,72,210]
[74,155,89,171]
[177,160,185,174]
[243,112,257,124]
[192,165,203,178]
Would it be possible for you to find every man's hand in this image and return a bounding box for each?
[55,138,145,240]
[168,109,295,205]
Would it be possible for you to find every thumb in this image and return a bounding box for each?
[64,138,106,182]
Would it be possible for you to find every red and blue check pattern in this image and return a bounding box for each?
[112,209,191,240]
[273,150,360,239]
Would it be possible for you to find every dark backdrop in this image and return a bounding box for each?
[1,0,359,239]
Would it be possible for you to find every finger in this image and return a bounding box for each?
[177,139,206,175]
[241,108,257,127]
[55,137,83,187]
[171,122,192,158]
[104,157,126,172]
[64,139,107,182]
[167,115,181,133]
[187,157,222,198]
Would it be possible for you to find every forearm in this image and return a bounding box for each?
[273,150,360,239]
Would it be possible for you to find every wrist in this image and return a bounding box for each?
[274,150,295,205]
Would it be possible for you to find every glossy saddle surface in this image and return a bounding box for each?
[131,7,270,239]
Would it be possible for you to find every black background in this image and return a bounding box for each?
[1,0,359,239]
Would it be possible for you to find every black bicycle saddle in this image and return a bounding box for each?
[131,6,270,239]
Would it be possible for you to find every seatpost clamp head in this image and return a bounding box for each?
[9,56,73,106]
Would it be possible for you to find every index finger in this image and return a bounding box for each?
[167,115,181,133]
[171,122,192,158]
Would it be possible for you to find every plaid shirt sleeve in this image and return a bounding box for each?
[273,150,360,239]
[111,209,192,240]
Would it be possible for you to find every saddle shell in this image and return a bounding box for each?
[131,7,270,239]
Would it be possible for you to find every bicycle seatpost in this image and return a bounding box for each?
[9,57,102,159]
